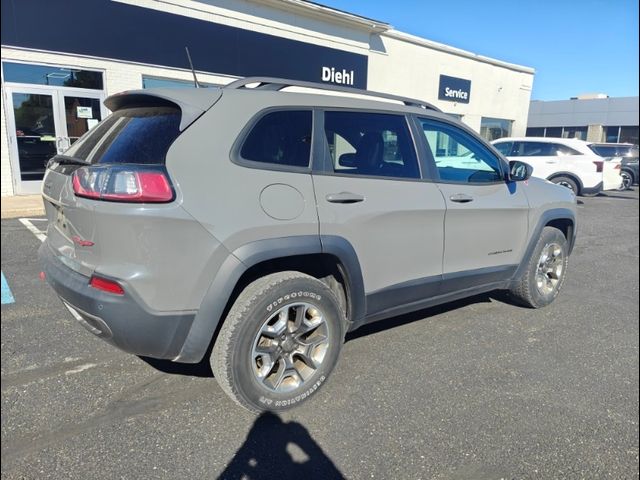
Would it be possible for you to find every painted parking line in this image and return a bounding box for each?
[1,271,15,304]
[18,218,47,243]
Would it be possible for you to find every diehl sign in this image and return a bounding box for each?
[438,75,471,104]
[322,67,354,86]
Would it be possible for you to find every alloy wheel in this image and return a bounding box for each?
[536,242,564,296]
[251,303,330,393]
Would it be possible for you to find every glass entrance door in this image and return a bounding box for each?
[6,86,105,194]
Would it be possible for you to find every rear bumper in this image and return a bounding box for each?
[581,181,603,196]
[39,242,195,360]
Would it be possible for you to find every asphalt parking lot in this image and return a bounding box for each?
[1,190,638,479]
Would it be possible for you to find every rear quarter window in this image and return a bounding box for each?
[62,106,181,165]
[239,110,312,168]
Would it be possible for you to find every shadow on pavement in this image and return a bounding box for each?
[138,355,213,377]
[346,292,502,342]
[141,293,512,376]
[218,412,344,480]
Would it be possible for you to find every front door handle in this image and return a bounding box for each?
[326,192,365,204]
[449,193,474,203]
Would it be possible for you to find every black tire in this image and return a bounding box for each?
[549,176,580,195]
[509,227,569,308]
[620,170,633,191]
[211,271,345,413]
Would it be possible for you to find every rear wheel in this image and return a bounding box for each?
[509,227,569,308]
[550,176,579,195]
[211,271,345,413]
[620,170,633,190]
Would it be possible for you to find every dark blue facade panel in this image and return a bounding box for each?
[1,0,368,88]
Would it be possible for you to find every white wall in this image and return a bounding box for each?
[368,33,534,135]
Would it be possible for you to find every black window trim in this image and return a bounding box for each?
[231,106,315,174]
[415,116,509,186]
[311,107,428,183]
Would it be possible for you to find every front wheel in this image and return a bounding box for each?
[550,176,579,195]
[509,227,569,308]
[211,271,345,413]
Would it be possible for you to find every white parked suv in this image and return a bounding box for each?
[492,137,622,196]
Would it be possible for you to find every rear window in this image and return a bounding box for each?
[62,106,181,164]
[590,145,639,158]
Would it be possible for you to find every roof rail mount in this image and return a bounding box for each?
[224,76,441,112]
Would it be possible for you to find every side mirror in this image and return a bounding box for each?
[509,160,533,182]
[338,153,358,168]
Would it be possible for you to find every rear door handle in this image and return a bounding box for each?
[326,192,365,204]
[449,193,474,203]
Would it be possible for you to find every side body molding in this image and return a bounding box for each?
[174,235,365,363]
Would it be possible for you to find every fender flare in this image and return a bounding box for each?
[511,208,577,284]
[174,235,365,363]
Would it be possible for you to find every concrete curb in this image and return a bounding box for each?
[1,195,45,219]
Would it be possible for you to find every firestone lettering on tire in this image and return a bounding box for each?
[273,375,326,407]
[266,291,322,312]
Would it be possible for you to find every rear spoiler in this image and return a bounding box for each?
[104,88,222,131]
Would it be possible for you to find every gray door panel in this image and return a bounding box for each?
[313,175,446,293]
[437,182,530,274]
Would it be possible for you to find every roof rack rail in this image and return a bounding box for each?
[224,76,442,112]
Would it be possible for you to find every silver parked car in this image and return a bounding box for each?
[39,77,577,412]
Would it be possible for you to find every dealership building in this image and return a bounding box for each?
[1,0,534,196]
[526,94,639,144]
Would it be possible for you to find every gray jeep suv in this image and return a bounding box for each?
[39,77,577,412]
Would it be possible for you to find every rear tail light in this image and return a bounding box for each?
[89,275,125,295]
[593,161,603,173]
[614,163,621,170]
[72,165,174,203]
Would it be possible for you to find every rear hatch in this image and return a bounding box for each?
[41,89,221,275]
[587,144,626,191]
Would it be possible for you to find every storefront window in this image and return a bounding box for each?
[562,126,588,140]
[619,126,639,145]
[142,75,219,89]
[526,127,544,137]
[2,62,103,89]
[605,126,620,143]
[480,117,512,141]
[545,127,562,138]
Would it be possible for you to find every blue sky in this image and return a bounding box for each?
[318,0,639,100]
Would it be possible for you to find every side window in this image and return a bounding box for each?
[240,110,312,168]
[493,141,513,156]
[324,111,420,179]
[513,141,559,157]
[552,144,581,156]
[419,118,504,183]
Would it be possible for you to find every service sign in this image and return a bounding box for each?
[438,75,471,104]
